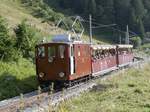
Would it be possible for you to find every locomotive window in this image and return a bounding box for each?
[59,45,65,59]
[48,46,56,62]
[38,46,45,58]
[78,46,81,57]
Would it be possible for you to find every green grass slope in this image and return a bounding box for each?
[61,63,150,112]
[0,58,37,100]
[0,0,65,36]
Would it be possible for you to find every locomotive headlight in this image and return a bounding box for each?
[39,72,45,78]
[59,72,65,78]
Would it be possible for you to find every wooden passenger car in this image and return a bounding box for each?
[69,43,92,80]
[117,45,134,67]
[91,45,118,76]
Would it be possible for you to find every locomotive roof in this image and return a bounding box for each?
[91,45,116,50]
[117,44,133,48]
[37,41,91,46]
[38,34,90,46]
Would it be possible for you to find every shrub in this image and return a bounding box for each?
[34,7,50,19]
[0,58,37,100]
[0,16,21,62]
[130,36,142,48]
[21,0,64,23]
[14,20,40,60]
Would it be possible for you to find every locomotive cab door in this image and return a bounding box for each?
[70,44,75,75]
[36,45,47,79]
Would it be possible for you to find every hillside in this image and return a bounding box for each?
[46,0,150,43]
[1,0,150,44]
[0,0,66,37]
[0,0,107,44]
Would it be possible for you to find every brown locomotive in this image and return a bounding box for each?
[35,34,134,86]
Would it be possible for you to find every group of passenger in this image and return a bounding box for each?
[92,50,116,61]
[118,49,132,55]
[92,48,133,61]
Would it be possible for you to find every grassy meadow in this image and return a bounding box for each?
[59,63,150,112]
[0,58,37,100]
[0,0,62,37]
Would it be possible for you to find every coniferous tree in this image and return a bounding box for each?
[73,0,85,13]
[114,0,131,30]
[101,0,115,24]
[143,0,150,10]
[131,0,146,39]
[87,0,97,15]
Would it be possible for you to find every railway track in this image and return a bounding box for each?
[0,58,147,112]
[0,81,96,112]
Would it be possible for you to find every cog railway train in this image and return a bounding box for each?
[35,34,134,86]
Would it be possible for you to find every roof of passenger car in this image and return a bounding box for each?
[91,45,116,50]
[117,45,133,48]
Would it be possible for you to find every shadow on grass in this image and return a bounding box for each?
[91,84,116,92]
[0,72,38,101]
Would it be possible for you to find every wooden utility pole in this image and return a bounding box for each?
[89,14,92,44]
[119,34,122,44]
[125,25,129,44]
